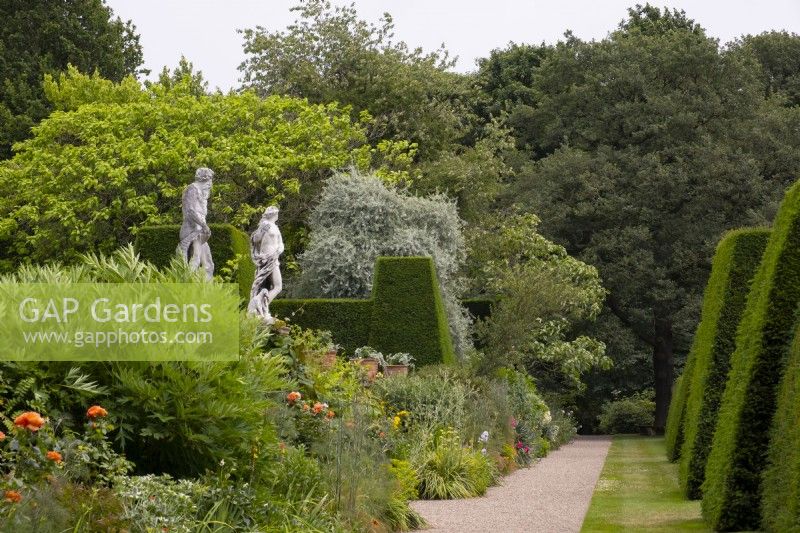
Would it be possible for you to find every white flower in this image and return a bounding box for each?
[481,448,487,456]
[543,410,552,425]
[479,430,489,443]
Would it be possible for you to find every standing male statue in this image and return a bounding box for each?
[247,206,284,324]
[178,167,214,280]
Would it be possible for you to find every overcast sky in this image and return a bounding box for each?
[105,0,800,92]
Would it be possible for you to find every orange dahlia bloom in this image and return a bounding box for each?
[87,405,108,419]
[4,490,21,503]
[0,431,6,441]
[326,410,335,419]
[312,402,324,415]
[286,391,302,403]
[301,403,310,411]
[14,411,45,431]
[46,450,63,463]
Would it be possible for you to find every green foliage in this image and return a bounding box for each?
[0,0,143,159]
[471,214,609,395]
[373,367,476,435]
[272,299,372,356]
[368,257,456,366]
[295,170,470,357]
[702,182,800,530]
[415,429,496,500]
[492,4,776,429]
[762,326,800,532]
[675,228,769,498]
[730,31,800,106]
[597,391,656,434]
[385,459,426,530]
[239,0,469,162]
[278,256,456,366]
[282,257,455,365]
[1,478,127,532]
[412,120,515,223]
[0,247,288,478]
[0,68,369,271]
[114,474,206,532]
[664,374,687,461]
[135,223,254,301]
[462,298,494,323]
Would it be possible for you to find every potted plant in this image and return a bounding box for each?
[351,346,383,381]
[383,352,414,377]
[322,343,340,369]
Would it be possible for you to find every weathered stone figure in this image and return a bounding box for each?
[178,167,214,280]
[247,206,284,323]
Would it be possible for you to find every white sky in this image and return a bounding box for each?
[105,0,800,92]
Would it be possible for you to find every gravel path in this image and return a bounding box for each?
[411,436,612,533]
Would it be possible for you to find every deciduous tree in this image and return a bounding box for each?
[0,0,144,158]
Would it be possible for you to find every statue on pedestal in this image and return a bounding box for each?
[178,167,214,280]
[247,206,284,324]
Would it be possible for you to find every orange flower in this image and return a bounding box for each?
[87,405,108,419]
[46,450,63,463]
[301,403,310,411]
[312,402,324,415]
[14,411,45,431]
[0,431,6,441]
[286,391,302,403]
[326,410,335,419]
[4,490,21,503]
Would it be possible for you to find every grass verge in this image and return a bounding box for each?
[581,436,709,532]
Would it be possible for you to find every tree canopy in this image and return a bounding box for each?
[239,0,471,161]
[0,69,376,271]
[0,0,144,159]
[478,5,785,427]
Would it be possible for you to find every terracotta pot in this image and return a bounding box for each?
[322,349,338,369]
[383,364,409,377]
[356,357,380,380]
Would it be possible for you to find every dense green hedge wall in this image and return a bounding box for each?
[676,229,769,499]
[367,257,456,366]
[463,298,495,322]
[270,299,372,355]
[135,231,455,363]
[274,257,456,365]
[702,181,800,531]
[762,326,800,532]
[135,224,254,301]
[665,372,689,462]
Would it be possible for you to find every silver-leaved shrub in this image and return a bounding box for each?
[295,169,473,357]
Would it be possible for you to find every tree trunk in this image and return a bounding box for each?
[653,315,674,433]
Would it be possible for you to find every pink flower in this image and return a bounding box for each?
[515,441,523,449]
[524,446,530,454]
[511,417,518,428]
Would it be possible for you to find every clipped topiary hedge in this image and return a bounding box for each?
[702,181,800,531]
[135,224,254,301]
[762,325,800,532]
[677,228,769,499]
[665,372,689,462]
[270,299,372,355]
[367,257,456,366]
[274,257,456,366]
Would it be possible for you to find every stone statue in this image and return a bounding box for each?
[178,167,214,280]
[247,206,284,323]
